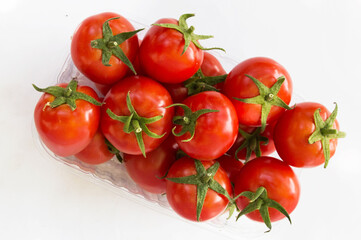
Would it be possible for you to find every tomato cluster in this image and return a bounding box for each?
[33,12,346,232]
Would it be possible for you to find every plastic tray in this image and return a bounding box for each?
[32,19,302,239]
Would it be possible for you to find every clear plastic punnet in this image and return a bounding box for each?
[32,19,302,240]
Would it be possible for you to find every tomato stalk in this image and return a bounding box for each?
[32,78,102,111]
[234,74,292,132]
[234,186,291,232]
[106,91,165,157]
[90,17,144,74]
[167,103,219,142]
[308,103,346,168]
[152,13,225,55]
[166,159,233,222]
[234,127,269,162]
[183,68,227,96]
[104,138,123,163]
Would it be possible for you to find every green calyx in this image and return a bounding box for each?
[184,69,227,96]
[152,13,225,55]
[308,103,346,168]
[234,127,269,163]
[104,138,123,163]
[106,91,165,157]
[166,159,233,222]
[167,103,219,142]
[235,186,291,232]
[234,75,292,132]
[90,17,144,74]
[32,78,102,111]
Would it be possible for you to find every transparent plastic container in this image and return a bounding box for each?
[32,19,302,239]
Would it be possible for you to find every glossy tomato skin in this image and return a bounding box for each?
[174,91,239,161]
[274,102,339,168]
[75,129,114,165]
[234,156,300,222]
[201,52,227,77]
[222,57,292,127]
[101,75,174,155]
[166,157,232,221]
[216,155,243,185]
[227,122,276,161]
[71,12,139,85]
[201,52,227,90]
[124,135,178,194]
[34,84,101,157]
[139,18,203,83]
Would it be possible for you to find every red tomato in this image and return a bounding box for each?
[273,102,342,168]
[234,157,300,224]
[34,83,101,157]
[101,75,174,156]
[139,18,203,83]
[172,91,238,161]
[201,52,227,90]
[166,157,232,221]
[222,57,292,128]
[124,135,178,194]
[75,130,114,165]
[215,155,243,184]
[227,122,276,161]
[71,12,140,85]
[162,82,188,103]
[201,52,227,77]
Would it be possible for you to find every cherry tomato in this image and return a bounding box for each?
[215,155,243,185]
[139,17,203,83]
[166,157,232,221]
[273,102,344,168]
[75,130,114,165]
[101,75,174,156]
[234,157,300,225]
[222,57,292,128]
[71,12,140,85]
[201,52,227,90]
[34,82,101,157]
[124,135,178,194]
[172,91,238,161]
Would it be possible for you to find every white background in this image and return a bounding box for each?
[1,0,360,239]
